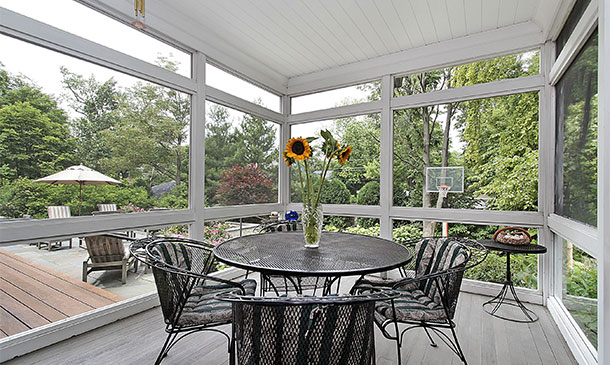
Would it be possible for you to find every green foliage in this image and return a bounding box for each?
[464,251,538,289]
[60,67,121,170]
[0,66,75,181]
[156,183,188,210]
[355,181,380,227]
[566,258,597,298]
[0,178,153,218]
[392,223,424,243]
[319,178,353,228]
[326,224,380,237]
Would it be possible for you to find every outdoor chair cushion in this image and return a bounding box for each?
[375,289,446,322]
[412,238,468,305]
[177,279,257,327]
[151,241,193,270]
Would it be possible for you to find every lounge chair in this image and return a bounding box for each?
[82,234,138,284]
[38,206,73,250]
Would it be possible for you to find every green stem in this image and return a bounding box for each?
[314,157,331,208]
[304,159,313,206]
[297,161,306,204]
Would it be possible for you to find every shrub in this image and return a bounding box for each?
[355,181,380,227]
[215,164,274,205]
[320,178,353,228]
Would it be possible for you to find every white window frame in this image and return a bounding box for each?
[546,0,603,363]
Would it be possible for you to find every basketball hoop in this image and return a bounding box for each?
[437,185,451,198]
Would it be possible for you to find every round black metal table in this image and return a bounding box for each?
[213,231,413,295]
[479,239,547,323]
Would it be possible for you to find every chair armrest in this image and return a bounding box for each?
[156,263,249,294]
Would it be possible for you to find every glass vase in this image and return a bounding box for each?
[302,203,323,248]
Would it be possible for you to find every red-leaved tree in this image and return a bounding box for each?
[214,164,275,205]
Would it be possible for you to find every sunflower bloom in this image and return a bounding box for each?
[283,150,295,166]
[338,146,352,164]
[286,137,311,161]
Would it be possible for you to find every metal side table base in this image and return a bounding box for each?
[482,252,539,323]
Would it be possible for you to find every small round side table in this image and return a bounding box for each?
[478,239,547,323]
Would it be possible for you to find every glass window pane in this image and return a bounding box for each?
[0,0,191,77]
[555,30,598,226]
[393,51,539,97]
[206,64,280,112]
[204,101,279,207]
[562,239,598,349]
[556,0,593,56]
[393,92,539,211]
[0,34,190,220]
[289,114,380,205]
[291,81,380,114]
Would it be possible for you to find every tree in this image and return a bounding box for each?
[214,164,274,205]
[103,57,190,187]
[60,67,121,169]
[232,111,277,176]
[205,103,235,204]
[0,66,75,180]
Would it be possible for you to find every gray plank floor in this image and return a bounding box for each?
[6,279,576,365]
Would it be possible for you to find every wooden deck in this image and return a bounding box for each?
[0,249,123,338]
[5,279,576,364]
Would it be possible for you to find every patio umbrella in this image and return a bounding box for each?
[34,164,121,216]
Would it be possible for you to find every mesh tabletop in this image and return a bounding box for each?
[479,239,547,254]
[213,231,413,277]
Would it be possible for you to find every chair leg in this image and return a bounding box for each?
[122,264,127,284]
[449,324,467,364]
[155,332,178,365]
[82,261,88,282]
[423,326,438,347]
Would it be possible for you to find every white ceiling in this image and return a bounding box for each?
[167,0,557,76]
[91,0,569,93]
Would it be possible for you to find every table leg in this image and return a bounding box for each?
[482,253,539,323]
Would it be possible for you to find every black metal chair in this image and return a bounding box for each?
[130,237,257,365]
[217,291,400,365]
[353,237,487,364]
[255,220,334,295]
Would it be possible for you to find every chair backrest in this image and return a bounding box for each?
[47,206,71,219]
[85,235,126,263]
[140,238,217,324]
[257,219,301,233]
[97,203,117,212]
[219,293,397,365]
[412,238,470,312]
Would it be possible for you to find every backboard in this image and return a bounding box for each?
[426,167,464,193]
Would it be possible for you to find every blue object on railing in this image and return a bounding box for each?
[285,210,298,221]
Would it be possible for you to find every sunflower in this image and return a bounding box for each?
[338,146,352,164]
[286,137,311,161]
[282,150,295,166]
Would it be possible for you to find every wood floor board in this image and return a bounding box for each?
[0,289,50,329]
[0,250,122,306]
[0,279,66,322]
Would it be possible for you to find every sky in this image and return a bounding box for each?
[0,0,462,152]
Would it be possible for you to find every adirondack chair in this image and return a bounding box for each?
[83,234,138,285]
[38,206,73,250]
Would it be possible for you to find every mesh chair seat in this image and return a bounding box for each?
[178,279,257,327]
